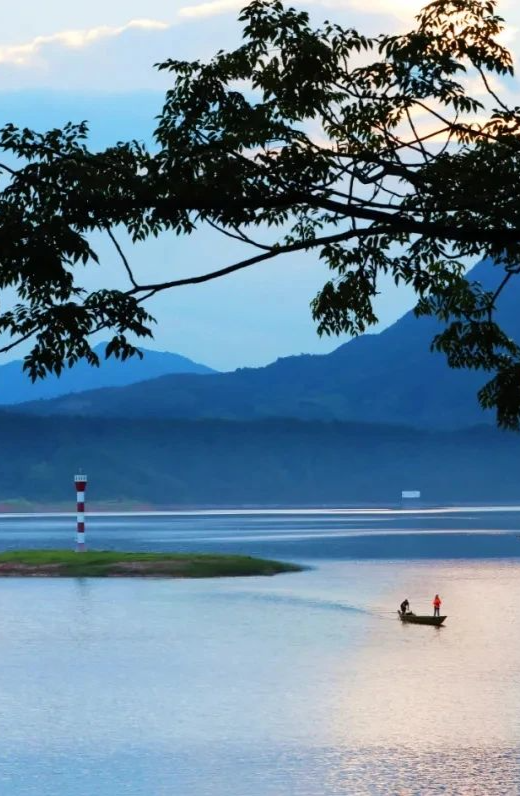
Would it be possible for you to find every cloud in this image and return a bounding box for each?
[177,0,516,31]
[0,19,170,67]
[178,0,245,19]
[344,0,423,22]
[177,0,423,23]
[0,0,517,93]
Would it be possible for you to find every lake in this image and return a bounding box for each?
[0,507,520,795]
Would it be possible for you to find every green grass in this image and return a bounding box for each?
[0,550,302,578]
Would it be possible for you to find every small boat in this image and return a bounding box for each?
[398,611,446,626]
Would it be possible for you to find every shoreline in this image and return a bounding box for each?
[2,504,520,519]
[0,550,302,579]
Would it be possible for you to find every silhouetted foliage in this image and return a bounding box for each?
[1,0,520,425]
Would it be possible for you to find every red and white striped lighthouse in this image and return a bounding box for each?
[74,473,88,552]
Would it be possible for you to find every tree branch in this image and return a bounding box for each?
[0,328,37,355]
[106,227,138,288]
[129,224,395,295]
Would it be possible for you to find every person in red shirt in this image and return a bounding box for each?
[433,594,442,617]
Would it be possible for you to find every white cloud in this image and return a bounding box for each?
[178,0,245,20]
[0,19,170,67]
[177,0,519,38]
[177,0,423,23]
[0,0,517,93]
[343,0,426,22]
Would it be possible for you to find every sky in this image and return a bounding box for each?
[0,0,518,370]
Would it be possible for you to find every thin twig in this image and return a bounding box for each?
[205,218,272,251]
[106,227,138,288]
[476,66,511,114]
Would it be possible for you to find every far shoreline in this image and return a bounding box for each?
[1,504,520,519]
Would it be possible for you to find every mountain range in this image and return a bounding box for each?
[0,343,215,404]
[1,257,520,505]
[13,258,517,429]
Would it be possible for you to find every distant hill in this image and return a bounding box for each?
[0,414,519,505]
[15,258,519,429]
[0,343,215,404]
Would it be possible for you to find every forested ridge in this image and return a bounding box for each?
[1,413,519,506]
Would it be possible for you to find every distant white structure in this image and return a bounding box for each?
[74,473,88,551]
[401,490,421,509]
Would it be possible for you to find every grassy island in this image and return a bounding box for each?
[0,550,302,579]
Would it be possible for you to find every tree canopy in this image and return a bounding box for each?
[1,0,520,425]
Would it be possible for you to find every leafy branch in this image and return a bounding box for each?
[1,0,520,427]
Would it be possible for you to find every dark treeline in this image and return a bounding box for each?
[1,413,519,505]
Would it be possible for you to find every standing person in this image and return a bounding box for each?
[400,598,410,615]
[433,594,442,617]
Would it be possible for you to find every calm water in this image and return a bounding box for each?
[1,508,520,795]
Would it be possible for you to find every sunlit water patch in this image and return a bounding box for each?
[0,514,519,793]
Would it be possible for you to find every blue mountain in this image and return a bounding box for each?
[13,258,518,429]
[0,343,215,405]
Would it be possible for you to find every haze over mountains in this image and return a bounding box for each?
[0,343,215,404]
[14,259,516,429]
[1,257,520,507]
[0,415,518,507]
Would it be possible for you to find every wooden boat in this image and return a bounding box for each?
[398,611,446,626]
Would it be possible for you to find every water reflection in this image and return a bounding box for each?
[323,746,520,795]
[325,561,520,794]
[2,508,520,560]
[0,556,518,793]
